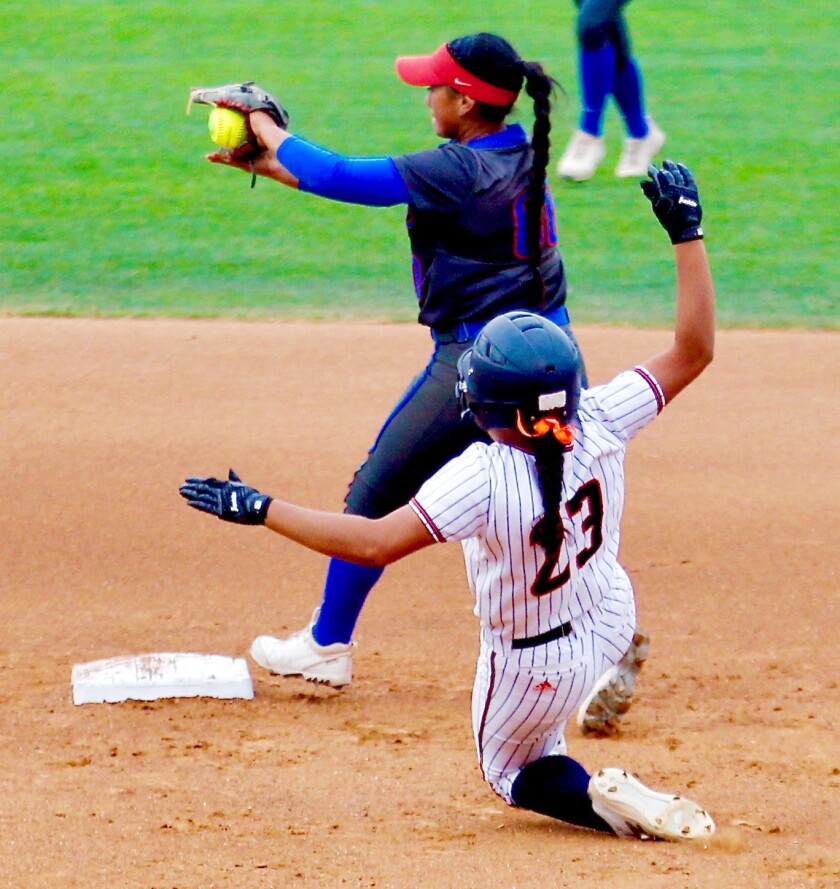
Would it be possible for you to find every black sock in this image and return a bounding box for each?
[510,755,612,832]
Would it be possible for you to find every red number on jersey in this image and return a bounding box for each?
[512,186,558,260]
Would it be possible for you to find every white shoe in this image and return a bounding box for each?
[556,129,606,181]
[577,628,649,735]
[249,610,354,688]
[589,768,715,841]
[614,119,666,177]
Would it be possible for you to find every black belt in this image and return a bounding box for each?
[511,620,573,649]
[432,304,570,346]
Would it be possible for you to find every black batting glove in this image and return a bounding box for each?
[179,468,272,526]
[641,160,704,244]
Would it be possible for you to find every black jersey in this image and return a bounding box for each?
[391,125,567,331]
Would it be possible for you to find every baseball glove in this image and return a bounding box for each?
[186,81,290,160]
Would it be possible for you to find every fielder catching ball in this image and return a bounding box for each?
[207,107,248,150]
[180,161,716,841]
[187,80,289,184]
[185,33,647,734]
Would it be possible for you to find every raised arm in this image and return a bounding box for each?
[179,470,435,567]
[638,162,715,404]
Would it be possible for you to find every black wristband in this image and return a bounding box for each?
[254,495,273,524]
[671,224,704,245]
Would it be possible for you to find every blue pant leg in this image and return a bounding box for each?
[313,339,488,645]
[574,0,634,133]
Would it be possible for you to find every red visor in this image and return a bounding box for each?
[395,44,518,107]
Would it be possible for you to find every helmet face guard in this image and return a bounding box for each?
[456,312,582,432]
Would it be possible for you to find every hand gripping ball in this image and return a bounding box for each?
[208,107,248,150]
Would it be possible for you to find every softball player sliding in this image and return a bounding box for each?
[180,162,716,840]
[204,33,652,716]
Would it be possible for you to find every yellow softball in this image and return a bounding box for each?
[208,107,248,150]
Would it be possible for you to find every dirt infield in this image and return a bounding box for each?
[1,318,837,889]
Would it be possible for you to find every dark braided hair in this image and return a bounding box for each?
[476,63,558,306]
[529,432,567,564]
[520,61,557,307]
[449,35,560,305]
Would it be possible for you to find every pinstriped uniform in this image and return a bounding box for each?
[410,368,664,802]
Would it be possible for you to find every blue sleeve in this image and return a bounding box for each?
[276,136,410,207]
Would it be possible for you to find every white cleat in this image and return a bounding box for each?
[614,119,666,178]
[577,627,649,735]
[249,611,354,688]
[556,129,606,181]
[589,768,715,841]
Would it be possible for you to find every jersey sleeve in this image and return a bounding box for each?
[409,443,491,543]
[276,136,410,206]
[391,144,481,213]
[582,368,666,443]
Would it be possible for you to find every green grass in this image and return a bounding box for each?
[2,1,837,327]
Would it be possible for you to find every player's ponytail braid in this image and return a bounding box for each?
[521,61,557,307]
[530,433,566,561]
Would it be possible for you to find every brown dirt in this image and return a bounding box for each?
[1,318,838,889]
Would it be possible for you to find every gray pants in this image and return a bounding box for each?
[344,326,587,519]
[574,0,633,65]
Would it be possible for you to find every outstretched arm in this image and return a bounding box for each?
[638,162,715,403]
[208,112,411,205]
[264,499,434,566]
[179,470,435,567]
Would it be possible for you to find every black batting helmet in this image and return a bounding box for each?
[457,311,581,431]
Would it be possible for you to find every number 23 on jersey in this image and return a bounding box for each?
[531,479,604,596]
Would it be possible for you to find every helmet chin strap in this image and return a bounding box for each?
[516,410,575,447]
